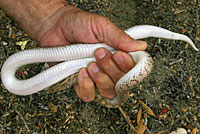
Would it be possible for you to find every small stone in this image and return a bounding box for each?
[170,131,177,134]
[187,129,191,133]
[177,128,187,134]
[193,116,197,121]
[24,71,28,76]
[176,114,181,118]
[2,41,8,46]
[71,116,74,119]
[116,121,120,125]
[44,63,49,69]
[65,104,72,109]
[48,103,57,113]
[170,128,187,134]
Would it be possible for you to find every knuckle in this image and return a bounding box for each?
[79,84,95,103]
[96,77,114,90]
[98,16,112,31]
[95,74,107,84]
[100,61,111,70]
[81,80,94,89]
[98,58,113,71]
[99,16,110,24]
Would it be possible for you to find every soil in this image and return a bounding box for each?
[0,0,199,134]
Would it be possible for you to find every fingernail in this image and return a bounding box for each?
[81,68,89,77]
[89,63,99,73]
[113,53,124,64]
[95,49,106,59]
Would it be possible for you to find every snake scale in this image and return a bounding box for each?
[1,25,198,108]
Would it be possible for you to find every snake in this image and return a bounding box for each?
[1,25,198,108]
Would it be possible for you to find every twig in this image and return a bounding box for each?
[169,58,183,66]
[64,115,72,124]
[15,108,30,131]
[118,107,136,133]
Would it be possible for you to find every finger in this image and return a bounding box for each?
[91,15,147,52]
[87,62,116,99]
[94,48,125,83]
[112,51,136,73]
[74,68,95,102]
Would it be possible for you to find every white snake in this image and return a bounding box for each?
[1,25,198,108]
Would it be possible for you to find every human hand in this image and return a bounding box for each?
[37,5,147,102]
[38,4,146,102]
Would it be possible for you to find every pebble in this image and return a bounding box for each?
[43,63,49,69]
[187,129,191,133]
[2,41,8,46]
[170,128,187,134]
[176,114,181,118]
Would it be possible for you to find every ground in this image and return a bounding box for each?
[0,0,199,134]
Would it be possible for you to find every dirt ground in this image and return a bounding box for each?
[0,0,199,134]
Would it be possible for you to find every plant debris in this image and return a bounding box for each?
[0,0,199,133]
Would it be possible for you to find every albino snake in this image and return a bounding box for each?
[1,25,198,108]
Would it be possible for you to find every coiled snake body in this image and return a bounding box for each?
[1,25,198,108]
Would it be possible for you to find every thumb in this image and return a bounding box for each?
[93,16,147,52]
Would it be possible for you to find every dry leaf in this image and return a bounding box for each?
[35,126,40,129]
[82,130,86,134]
[138,100,157,117]
[16,40,29,50]
[48,103,57,113]
[37,113,43,117]
[136,120,146,134]
[185,43,188,49]
[137,106,142,124]
[182,28,186,34]
[24,33,29,36]
[65,104,72,109]
[193,116,197,121]
[161,108,168,113]
[182,108,187,112]
[172,69,176,73]
[11,33,15,39]
[188,76,193,81]
[192,128,198,134]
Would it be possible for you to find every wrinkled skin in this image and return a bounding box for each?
[0,1,147,102]
[38,7,147,102]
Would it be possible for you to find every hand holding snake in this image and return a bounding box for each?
[0,1,198,108]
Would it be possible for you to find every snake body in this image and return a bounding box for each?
[1,25,198,108]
